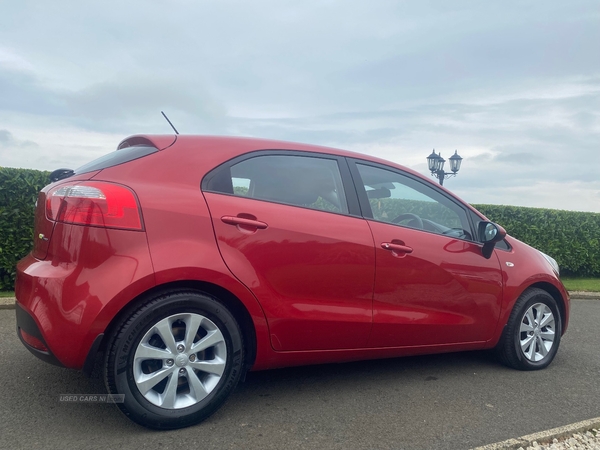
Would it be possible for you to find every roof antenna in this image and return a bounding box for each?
[161,111,179,135]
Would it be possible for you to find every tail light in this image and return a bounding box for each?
[46,181,143,230]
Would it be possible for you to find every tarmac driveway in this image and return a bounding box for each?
[1,299,599,450]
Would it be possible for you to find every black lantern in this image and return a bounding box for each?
[427,150,443,172]
[427,149,462,186]
[449,150,462,173]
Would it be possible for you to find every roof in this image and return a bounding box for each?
[119,133,424,178]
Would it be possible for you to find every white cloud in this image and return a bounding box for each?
[0,47,35,72]
[0,0,599,212]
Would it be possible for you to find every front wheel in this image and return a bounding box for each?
[497,288,562,370]
[104,291,244,429]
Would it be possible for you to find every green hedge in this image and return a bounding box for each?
[0,167,598,290]
[0,167,50,290]
[473,204,600,277]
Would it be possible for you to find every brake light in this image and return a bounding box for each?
[46,181,143,230]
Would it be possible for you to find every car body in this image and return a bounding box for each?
[16,134,569,429]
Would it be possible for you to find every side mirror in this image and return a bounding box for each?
[478,222,506,259]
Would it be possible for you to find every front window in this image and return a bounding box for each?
[356,163,472,239]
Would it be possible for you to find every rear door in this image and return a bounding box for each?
[202,152,375,351]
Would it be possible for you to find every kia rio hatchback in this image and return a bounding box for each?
[15,135,569,429]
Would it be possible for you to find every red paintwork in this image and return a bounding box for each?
[15,134,569,371]
[204,192,375,352]
[367,220,504,348]
[493,237,570,339]
[16,225,155,367]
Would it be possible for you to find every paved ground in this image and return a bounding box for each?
[1,299,599,450]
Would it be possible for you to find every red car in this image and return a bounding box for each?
[16,135,569,429]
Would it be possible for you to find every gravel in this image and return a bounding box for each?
[475,427,600,450]
[518,429,600,450]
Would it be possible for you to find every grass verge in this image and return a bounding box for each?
[561,278,600,292]
[0,291,15,298]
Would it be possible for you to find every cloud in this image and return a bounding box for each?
[492,153,538,164]
[63,77,228,133]
[0,129,38,149]
[0,66,66,116]
[0,47,35,72]
[0,0,599,211]
[0,129,41,169]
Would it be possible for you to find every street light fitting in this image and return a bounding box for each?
[449,150,463,173]
[427,150,442,172]
[427,149,462,186]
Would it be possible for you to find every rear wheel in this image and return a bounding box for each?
[497,288,561,370]
[104,291,244,429]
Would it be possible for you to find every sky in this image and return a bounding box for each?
[0,1,599,212]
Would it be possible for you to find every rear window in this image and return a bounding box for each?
[75,145,158,174]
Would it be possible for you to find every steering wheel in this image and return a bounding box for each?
[392,213,423,229]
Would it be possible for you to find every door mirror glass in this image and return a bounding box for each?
[478,222,507,258]
[478,222,506,243]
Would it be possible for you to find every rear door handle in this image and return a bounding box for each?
[221,215,268,229]
[381,242,413,254]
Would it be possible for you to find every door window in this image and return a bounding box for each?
[207,155,349,214]
[356,163,472,239]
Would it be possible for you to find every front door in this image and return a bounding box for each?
[351,162,504,348]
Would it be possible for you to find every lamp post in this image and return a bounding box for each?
[427,149,462,186]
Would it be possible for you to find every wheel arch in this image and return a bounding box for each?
[496,284,565,370]
[492,280,569,349]
[86,280,258,376]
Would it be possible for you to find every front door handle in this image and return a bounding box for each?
[381,242,413,254]
[221,215,268,230]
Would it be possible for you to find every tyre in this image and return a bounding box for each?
[497,288,562,370]
[104,291,244,429]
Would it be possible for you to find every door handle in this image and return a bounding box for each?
[221,215,268,229]
[381,242,413,254]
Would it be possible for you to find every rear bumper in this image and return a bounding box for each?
[15,303,64,367]
[16,290,104,376]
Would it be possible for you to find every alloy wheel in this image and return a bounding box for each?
[133,313,227,409]
[519,302,556,362]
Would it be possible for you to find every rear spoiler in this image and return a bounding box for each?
[117,135,177,151]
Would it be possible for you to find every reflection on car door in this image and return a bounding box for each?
[351,162,504,348]
[203,154,375,351]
